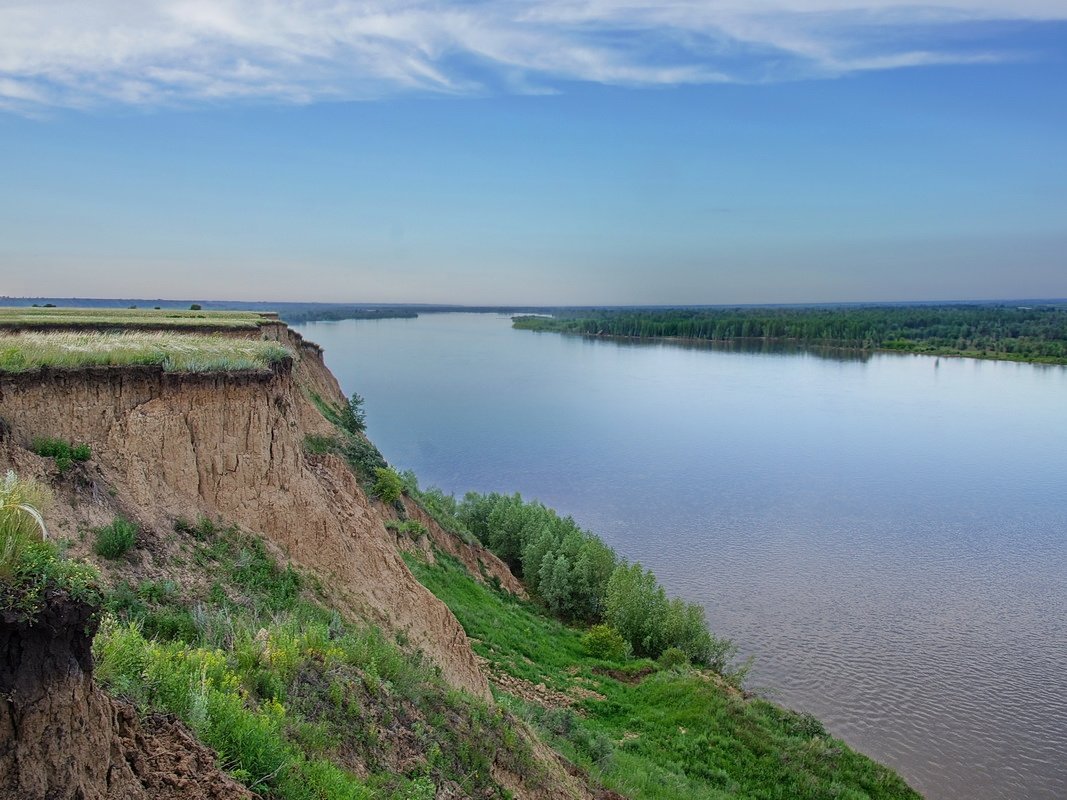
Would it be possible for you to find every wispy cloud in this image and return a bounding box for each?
[0,0,1062,111]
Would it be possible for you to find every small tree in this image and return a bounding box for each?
[338,393,367,435]
[604,562,668,657]
[189,303,202,311]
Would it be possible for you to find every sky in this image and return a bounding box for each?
[0,1,1065,305]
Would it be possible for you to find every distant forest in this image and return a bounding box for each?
[513,305,1067,364]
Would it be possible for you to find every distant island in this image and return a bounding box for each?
[513,304,1067,365]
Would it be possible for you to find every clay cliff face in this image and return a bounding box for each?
[0,592,252,800]
[0,332,489,699]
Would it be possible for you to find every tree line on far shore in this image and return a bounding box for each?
[513,304,1067,363]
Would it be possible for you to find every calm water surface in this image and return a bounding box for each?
[298,313,1067,800]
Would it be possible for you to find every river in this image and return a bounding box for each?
[297,312,1067,800]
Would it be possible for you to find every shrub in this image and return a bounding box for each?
[31,437,91,473]
[459,492,617,621]
[603,562,667,657]
[342,437,387,480]
[658,647,689,669]
[582,624,629,661]
[94,517,137,559]
[371,467,404,504]
[189,303,202,310]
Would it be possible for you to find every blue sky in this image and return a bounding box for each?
[0,1,1064,304]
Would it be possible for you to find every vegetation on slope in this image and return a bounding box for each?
[0,331,291,373]
[454,491,735,669]
[408,552,920,800]
[513,305,1067,364]
[94,519,537,800]
[0,471,101,623]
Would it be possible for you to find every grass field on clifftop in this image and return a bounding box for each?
[0,331,290,373]
[0,306,268,329]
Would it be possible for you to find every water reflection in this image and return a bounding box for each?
[560,332,878,363]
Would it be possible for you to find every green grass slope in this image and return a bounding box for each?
[92,521,537,800]
[408,552,920,800]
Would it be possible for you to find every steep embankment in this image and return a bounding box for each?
[0,592,251,800]
[0,328,487,699]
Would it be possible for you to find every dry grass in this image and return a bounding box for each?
[0,307,269,330]
[0,331,292,373]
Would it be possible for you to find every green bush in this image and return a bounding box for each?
[371,467,404,504]
[658,647,689,669]
[459,492,616,621]
[31,437,91,473]
[94,517,137,559]
[582,624,630,661]
[309,391,388,480]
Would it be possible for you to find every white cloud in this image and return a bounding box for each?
[0,0,1061,111]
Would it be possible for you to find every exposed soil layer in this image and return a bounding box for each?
[0,592,252,800]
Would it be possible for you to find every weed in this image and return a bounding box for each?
[94,524,535,799]
[174,515,218,541]
[409,552,919,800]
[303,434,339,455]
[384,519,427,538]
[93,517,137,559]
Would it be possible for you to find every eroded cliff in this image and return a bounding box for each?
[0,330,488,699]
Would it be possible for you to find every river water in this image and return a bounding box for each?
[297,313,1067,800]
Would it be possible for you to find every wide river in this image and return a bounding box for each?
[297,313,1067,800]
